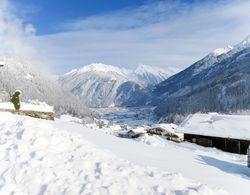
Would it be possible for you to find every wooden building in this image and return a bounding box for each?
[118,130,145,139]
[177,113,250,154]
[147,123,184,143]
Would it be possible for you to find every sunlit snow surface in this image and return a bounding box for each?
[0,111,249,194]
[178,113,250,140]
[0,100,54,112]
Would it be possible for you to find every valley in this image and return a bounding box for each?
[95,106,156,127]
[1,1,250,194]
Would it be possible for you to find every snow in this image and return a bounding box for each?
[212,46,233,57]
[134,64,179,77]
[60,114,83,124]
[24,73,33,80]
[71,63,179,83]
[0,60,5,66]
[78,63,130,77]
[59,64,180,107]
[177,113,250,140]
[0,112,232,195]
[236,34,250,49]
[0,100,54,112]
[152,123,184,138]
[131,64,180,86]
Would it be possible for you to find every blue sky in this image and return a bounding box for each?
[2,0,250,74]
[13,0,199,35]
[12,0,153,35]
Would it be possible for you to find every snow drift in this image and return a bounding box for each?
[0,112,228,195]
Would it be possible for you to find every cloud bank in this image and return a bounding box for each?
[3,0,250,74]
[0,0,37,60]
[35,0,250,74]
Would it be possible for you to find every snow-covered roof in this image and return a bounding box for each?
[177,113,250,140]
[151,123,183,137]
[131,127,147,134]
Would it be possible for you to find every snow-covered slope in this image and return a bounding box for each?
[75,63,131,77]
[154,35,250,121]
[1,111,250,194]
[0,100,54,112]
[0,56,92,117]
[59,63,178,107]
[59,63,127,107]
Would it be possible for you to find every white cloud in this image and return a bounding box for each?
[3,0,250,74]
[35,0,250,74]
[0,0,37,60]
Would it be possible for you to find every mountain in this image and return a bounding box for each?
[115,81,150,107]
[59,63,179,108]
[153,35,250,122]
[0,56,92,118]
[59,63,127,108]
[130,64,180,87]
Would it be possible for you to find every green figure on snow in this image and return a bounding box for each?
[10,90,21,111]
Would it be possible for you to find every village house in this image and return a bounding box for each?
[176,113,250,154]
[118,128,146,139]
[147,123,184,143]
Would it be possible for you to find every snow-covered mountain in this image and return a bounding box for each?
[153,35,250,122]
[59,63,128,108]
[131,64,180,87]
[0,56,92,117]
[59,63,179,107]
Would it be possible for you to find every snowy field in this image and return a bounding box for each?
[0,112,250,194]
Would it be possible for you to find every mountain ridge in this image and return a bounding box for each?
[153,35,250,122]
[59,63,179,107]
[0,55,93,118]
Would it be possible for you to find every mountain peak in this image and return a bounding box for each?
[134,64,155,74]
[134,64,179,76]
[79,63,121,73]
[212,46,233,57]
[131,64,180,87]
[240,34,250,46]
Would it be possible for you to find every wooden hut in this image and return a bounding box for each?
[118,129,145,139]
[177,113,250,154]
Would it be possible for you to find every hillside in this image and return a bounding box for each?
[1,111,249,194]
[59,63,179,108]
[153,36,250,121]
[0,56,92,118]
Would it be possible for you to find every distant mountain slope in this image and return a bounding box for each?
[130,64,180,87]
[59,63,127,108]
[0,56,92,117]
[154,36,250,121]
[59,63,178,108]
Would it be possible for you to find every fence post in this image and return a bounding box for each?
[248,147,250,168]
